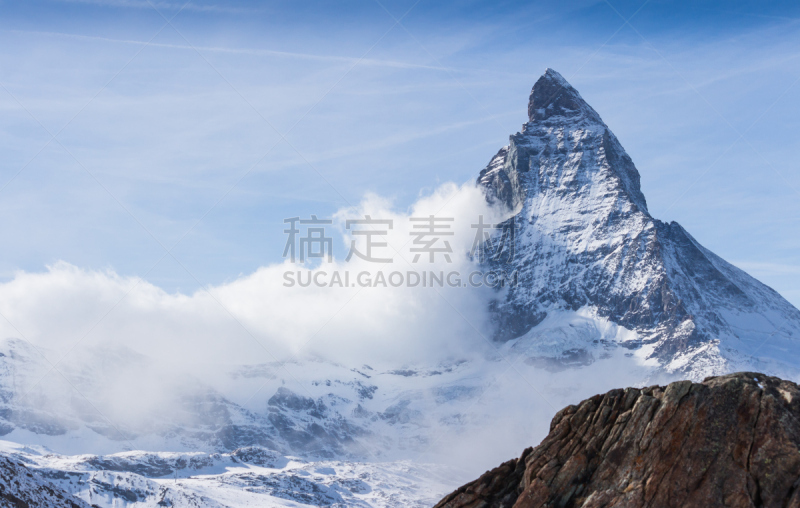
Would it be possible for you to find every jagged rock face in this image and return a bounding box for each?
[0,455,90,508]
[435,372,800,508]
[479,69,800,375]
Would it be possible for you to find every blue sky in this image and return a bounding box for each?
[1,0,799,306]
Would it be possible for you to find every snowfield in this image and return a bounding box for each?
[0,440,462,507]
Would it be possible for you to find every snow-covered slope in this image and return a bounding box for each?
[479,68,800,379]
[0,322,655,465]
[0,452,90,507]
[0,314,658,506]
[0,440,458,507]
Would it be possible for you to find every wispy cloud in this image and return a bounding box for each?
[287,111,519,167]
[6,29,457,71]
[53,0,260,15]
[732,261,800,276]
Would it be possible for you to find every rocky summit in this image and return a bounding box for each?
[435,372,800,508]
[479,69,800,378]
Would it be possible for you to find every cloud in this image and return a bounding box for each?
[52,0,261,15]
[7,29,454,71]
[731,261,800,276]
[0,183,510,430]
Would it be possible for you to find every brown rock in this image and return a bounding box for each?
[434,372,800,508]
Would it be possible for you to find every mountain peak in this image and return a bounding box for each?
[527,68,600,123]
[542,67,568,84]
[479,68,800,374]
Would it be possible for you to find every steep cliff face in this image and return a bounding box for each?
[435,372,800,508]
[479,69,800,377]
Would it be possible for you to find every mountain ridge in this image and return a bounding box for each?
[479,68,800,378]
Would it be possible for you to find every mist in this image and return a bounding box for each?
[0,181,521,451]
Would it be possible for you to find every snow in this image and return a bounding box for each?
[0,308,671,506]
[0,440,462,508]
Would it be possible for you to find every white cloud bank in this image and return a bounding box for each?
[0,182,666,468]
[0,181,506,383]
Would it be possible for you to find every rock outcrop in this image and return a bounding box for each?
[435,372,800,508]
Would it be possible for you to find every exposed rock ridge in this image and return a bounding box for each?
[434,372,800,508]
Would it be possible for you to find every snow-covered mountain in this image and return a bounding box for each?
[0,330,651,462]
[0,440,458,507]
[479,68,800,379]
[1,68,799,506]
[0,452,91,507]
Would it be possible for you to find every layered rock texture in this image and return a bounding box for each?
[479,69,800,377]
[435,372,800,508]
